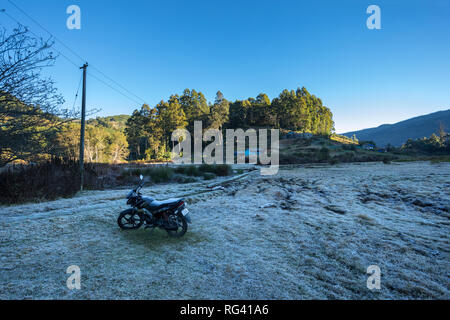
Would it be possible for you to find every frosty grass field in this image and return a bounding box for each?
[0,162,449,299]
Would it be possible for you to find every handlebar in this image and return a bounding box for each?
[134,180,144,193]
[132,175,144,193]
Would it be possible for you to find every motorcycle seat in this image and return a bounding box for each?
[146,198,184,210]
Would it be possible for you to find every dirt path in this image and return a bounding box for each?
[0,162,449,299]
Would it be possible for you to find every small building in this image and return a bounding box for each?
[362,143,376,150]
[285,132,313,139]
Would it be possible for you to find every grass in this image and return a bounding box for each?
[279,135,405,165]
[199,164,232,176]
[383,157,392,164]
[393,155,450,163]
[173,164,232,178]
[128,166,174,183]
[0,160,234,205]
[126,164,232,183]
[429,156,450,163]
[330,134,359,145]
[0,158,127,205]
[174,165,200,176]
[202,172,216,180]
[148,167,174,183]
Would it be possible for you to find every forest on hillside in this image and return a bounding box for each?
[125,88,335,161]
[1,87,334,165]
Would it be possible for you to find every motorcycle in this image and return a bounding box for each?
[117,175,192,238]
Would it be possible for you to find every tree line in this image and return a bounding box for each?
[401,131,450,154]
[52,119,129,163]
[125,88,335,161]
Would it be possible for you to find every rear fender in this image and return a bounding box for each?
[177,205,191,224]
[184,213,192,224]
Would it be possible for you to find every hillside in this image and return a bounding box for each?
[279,135,397,165]
[87,115,130,132]
[342,109,450,147]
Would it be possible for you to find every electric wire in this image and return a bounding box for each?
[72,73,83,110]
[3,1,148,106]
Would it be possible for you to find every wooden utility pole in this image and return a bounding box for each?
[79,63,88,191]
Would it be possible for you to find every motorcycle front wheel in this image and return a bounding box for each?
[166,213,188,238]
[118,209,143,230]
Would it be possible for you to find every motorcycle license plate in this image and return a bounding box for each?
[181,208,189,216]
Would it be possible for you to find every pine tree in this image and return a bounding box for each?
[156,96,188,150]
[208,91,230,130]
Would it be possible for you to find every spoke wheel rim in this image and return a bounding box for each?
[121,213,141,228]
[167,214,187,237]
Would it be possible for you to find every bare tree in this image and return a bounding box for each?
[0,25,76,166]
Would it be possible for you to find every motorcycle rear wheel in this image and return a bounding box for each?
[166,213,188,238]
[118,209,143,230]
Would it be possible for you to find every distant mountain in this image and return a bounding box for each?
[342,109,450,147]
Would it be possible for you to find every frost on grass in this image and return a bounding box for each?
[0,162,449,299]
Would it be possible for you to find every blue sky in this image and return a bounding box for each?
[1,0,449,133]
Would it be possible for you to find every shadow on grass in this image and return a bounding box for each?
[118,227,206,251]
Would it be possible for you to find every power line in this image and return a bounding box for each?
[87,72,144,106]
[72,73,83,110]
[4,0,148,105]
[7,0,86,63]
[1,9,81,68]
[2,8,142,106]
[88,65,148,104]
[8,0,147,104]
